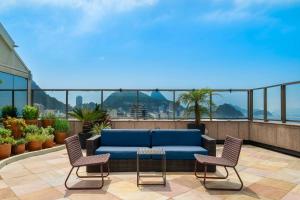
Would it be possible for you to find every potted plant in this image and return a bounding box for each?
[69,104,109,148]
[41,126,55,148]
[91,121,111,136]
[177,89,213,133]
[41,112,56,128]
[12,138,27,155]
[26,133,45,151]
[0,127,15,159]
[1,106,18,119]
[3,117,26,139]
[53,118,70,144]
[22,105,39,126]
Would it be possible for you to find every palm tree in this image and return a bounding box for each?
[177,89,212,126]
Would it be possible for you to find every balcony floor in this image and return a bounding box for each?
[0,145,299,200]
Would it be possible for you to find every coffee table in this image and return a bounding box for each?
[137,148,166,186]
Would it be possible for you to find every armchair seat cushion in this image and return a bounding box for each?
[95,146,151,159]
[152,146,208,160]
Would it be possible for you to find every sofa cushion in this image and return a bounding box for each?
[151,129,202,146]
[152,146,208,160]
[101,129,151,147]
[95,146,151,159]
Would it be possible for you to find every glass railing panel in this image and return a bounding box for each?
[14,91,27,117]
[67,91,101,119]
[212,91,248,119]
[138,91,174,120]
[102,90,137,119]
[267,86,281,121]
[0,91,12,116]
[175,91,207,119]
[33,90,66,118]
[253,89,264,120]
[286,84,300,121]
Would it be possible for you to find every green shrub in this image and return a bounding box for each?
[24,125,40,135]
[0,127,12,138]
[22,105,39,120]
[15,138,27,145]
[53,118,70,133]
[25,133,45,142]
[0,137,15,144]
[41,112,56,120]
[40,126,55,135]
[1,106,17,118]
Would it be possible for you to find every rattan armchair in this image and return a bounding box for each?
[64,135,110,190]
[194,135,243,191]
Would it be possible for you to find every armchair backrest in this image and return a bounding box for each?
[221,136,243,166]
[65,135,83,166]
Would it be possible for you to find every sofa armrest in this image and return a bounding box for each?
[86,135,101,156]
[201,135,216,157]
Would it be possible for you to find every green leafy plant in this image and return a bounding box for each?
[0,127,15,144]
[24,125,40,135]
[1,106,18,118]
[25,133,45,142]
[3,117,26,130]
[40,126,55,135]
[0,127,12,138]
[69,104,110,133]
[53,118,70,133]
[15,138,27,145]
[91,121,111,136]
[0,137,15,144]
[177,89,213,126]
[22,105,39,120]
[41,112,56,120]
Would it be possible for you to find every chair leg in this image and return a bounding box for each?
[65,164,108,190]
[194,161,228,179]
[76,162,110,178]
[194,161,243,191]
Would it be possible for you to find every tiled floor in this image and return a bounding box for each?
[0,145,299,200]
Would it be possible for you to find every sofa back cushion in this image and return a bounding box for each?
[101,129,151,147]
[151,129,202,146]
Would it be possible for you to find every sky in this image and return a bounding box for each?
[0,0,300,89]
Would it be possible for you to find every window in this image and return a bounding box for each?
[0,91,12,116]
[14,76,27,89]
[0,72,13,89]
[14,91,27,116]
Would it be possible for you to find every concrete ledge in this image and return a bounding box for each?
[0,145,65,170]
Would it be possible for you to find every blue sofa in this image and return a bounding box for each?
[86,129,216,172]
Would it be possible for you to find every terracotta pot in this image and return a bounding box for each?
[25,119,38,126]
[43,139,55,149]
[42,119,54,128]
[13,144,26,155]
[11,125,23,139]
[0,143,12,159]
[27,141,43,151]
[55,132,67,144]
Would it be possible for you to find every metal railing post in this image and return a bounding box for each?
[173,90,176,121]
[264,88,268,122]
[209,92,212,120]
[248,90,253,121]
[281,85,286,123]
[66,90,69,119]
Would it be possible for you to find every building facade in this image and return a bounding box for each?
[0,23,31,114]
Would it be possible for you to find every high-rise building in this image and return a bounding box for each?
[76,96,83,108]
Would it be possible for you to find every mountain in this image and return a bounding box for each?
[150,91,167,101]
[253,110,273,117]
[103,91,177,112]
[214,103,245,118]
[31,81,66,113]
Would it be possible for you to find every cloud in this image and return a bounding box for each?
[201,0,300,23]
[0,0,159,34]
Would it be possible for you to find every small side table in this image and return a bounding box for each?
[137,148,166,186]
